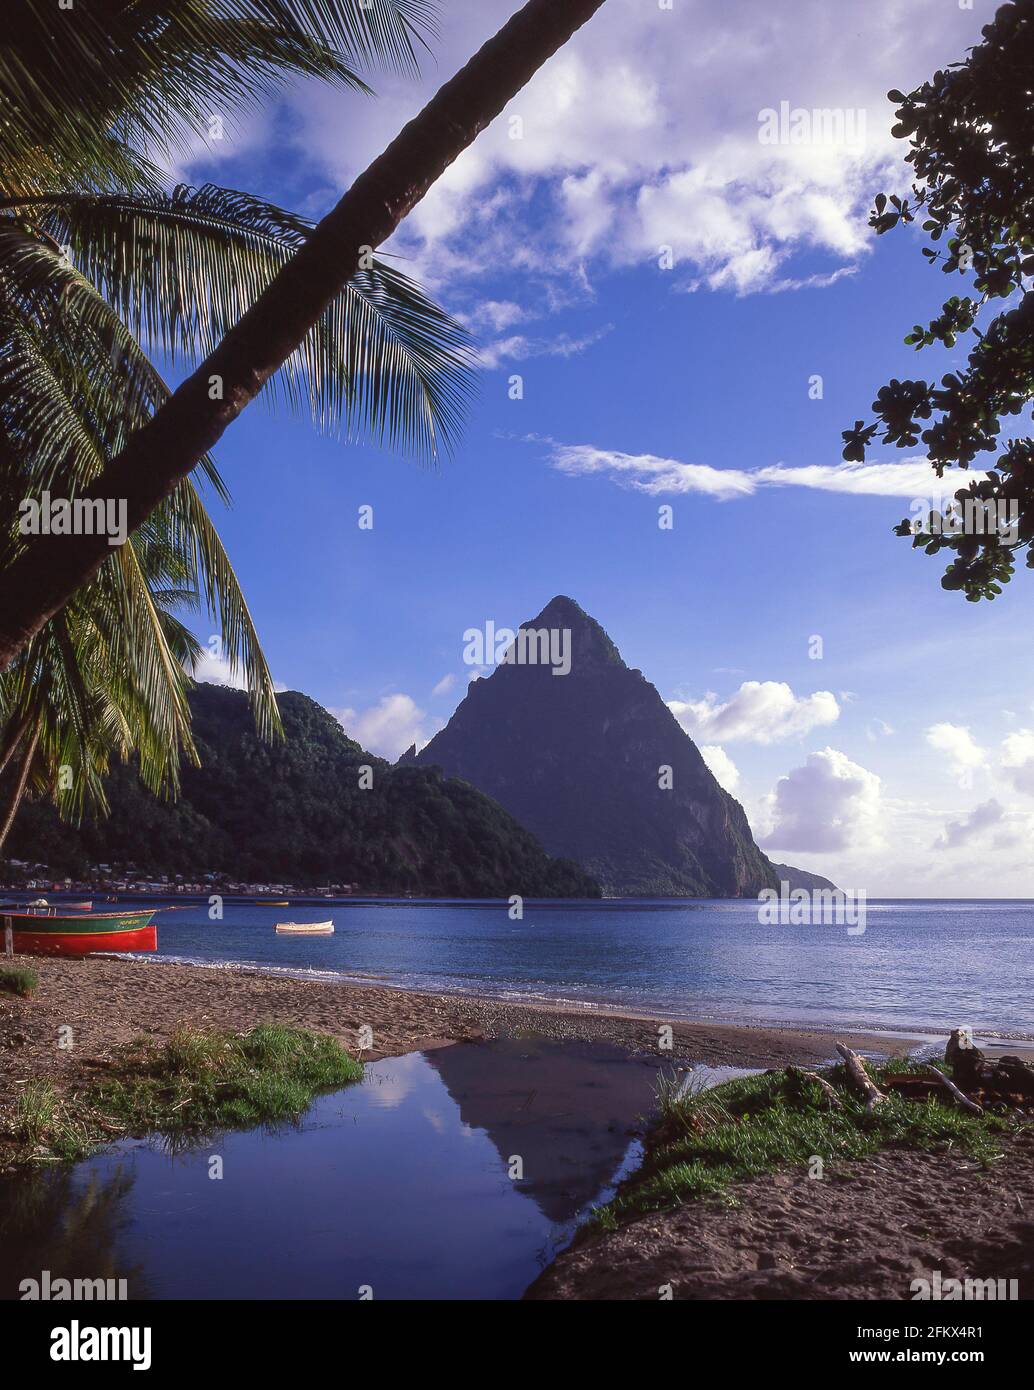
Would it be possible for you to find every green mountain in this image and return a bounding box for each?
[4,684,600,897]
[768,862,838,893]
[405,596,781,897]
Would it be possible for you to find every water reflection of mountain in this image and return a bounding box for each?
[0,1164,149,1301]
[425,1037,663,1224]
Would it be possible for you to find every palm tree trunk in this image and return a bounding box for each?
[0,0,607,672]
[0,723,39,855]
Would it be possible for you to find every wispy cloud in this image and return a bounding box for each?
[479,326,613,370]
[541,440,971,501]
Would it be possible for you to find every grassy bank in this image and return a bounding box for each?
[5,1023,363,1167]
[588,1057,1018,1233]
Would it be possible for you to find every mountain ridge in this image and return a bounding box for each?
[4,685,601,898]
[407,595,784,897]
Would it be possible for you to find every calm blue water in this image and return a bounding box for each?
[121,896,1034,1038]
[1,1041,676,1301]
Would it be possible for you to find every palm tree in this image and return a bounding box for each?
[0,1,476,844]
[0,0,608,671]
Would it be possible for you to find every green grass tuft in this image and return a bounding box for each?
[585,1058,1019,1231]
[3,1024,363,1168]
[0,965,39,998]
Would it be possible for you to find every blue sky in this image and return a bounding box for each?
[169,0,1034,896]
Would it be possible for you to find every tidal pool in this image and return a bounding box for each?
[2,1038,686,1301]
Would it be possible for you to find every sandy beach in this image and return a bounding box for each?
[0,952,918,1096]
[527,1130,1034,1300]
[3,952,1032,1301]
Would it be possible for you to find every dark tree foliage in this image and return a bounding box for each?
[843,0,1034,600]
[3,685,601,898]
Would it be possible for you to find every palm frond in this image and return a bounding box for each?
[3,186,476,458]
[0,1,438,195]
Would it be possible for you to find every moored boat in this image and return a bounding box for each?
[274,921,333,935]
[0,905,157,956]
[67,901,93,911]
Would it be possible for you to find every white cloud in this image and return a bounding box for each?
[333,694,441,760]
[926,723,987,788]
[866,718,894,741]
[543,441,980,501]
[269,0,993,298]
[934,798,1006,851]
[188,650,287,693]
[461,300,529,334]
[700,745,740,794]
[1001,730,1034,796]
[190,651,247,689]
[431,673,457,697]
[759,747,883,854]
[670,680,839,744]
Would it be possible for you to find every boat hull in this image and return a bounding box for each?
[4,911,157,956]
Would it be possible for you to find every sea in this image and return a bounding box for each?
[91,894,1034,1040]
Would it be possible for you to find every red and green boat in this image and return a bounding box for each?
[1,905,157,956]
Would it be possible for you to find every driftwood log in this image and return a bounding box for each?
[835,1042,887,1113]
[924,1065,984,1116]
[946,1028,1034,1106]
[786,1065,843,1110]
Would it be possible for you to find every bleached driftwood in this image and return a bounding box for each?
[925,1065,984,1117]
[835,1042,887,1114]
[787,1065,843,1110]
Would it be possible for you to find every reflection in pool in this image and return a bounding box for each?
[2,1038,697,1301]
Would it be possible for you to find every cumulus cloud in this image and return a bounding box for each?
[934,798,1006,851]
[670,681,839,745]
[699,745,740,794]
[543,441,980,501]
[267,0,992,299]
[1000,730,1034,796]
[333,694,441,760]
[926,723,987,787]
[759,747,883,853]
[189,649,248,690]
[188,650,286,694]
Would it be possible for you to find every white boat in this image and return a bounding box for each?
[274,921,334,935]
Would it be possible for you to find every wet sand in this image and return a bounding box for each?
[0,951,918,1091]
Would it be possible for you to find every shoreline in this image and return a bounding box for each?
[5,953,1033,1301]
[153,950,1034,1047]
[4,952,1030,1094]
[1,951,925,1073]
